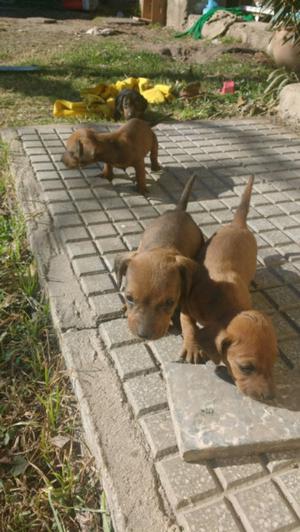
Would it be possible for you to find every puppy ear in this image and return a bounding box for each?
[215,329,232,358]
[114,252,136,288]
[175,256,198,301]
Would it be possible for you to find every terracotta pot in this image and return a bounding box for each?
[268,29,300,73]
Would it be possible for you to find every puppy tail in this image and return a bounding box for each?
[177,173,197,211]
[232,175,255,227]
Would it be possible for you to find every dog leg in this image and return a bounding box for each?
[134,160,147,195]
[180,312,207,364]
[150,133,161,172]
[102,163,114,181]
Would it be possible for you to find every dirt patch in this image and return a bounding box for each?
[0,10,261,66]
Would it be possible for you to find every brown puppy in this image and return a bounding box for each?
[181,175,278,400]
[115,174,204,340]
[114,89,148,121]
[61,118,160,195]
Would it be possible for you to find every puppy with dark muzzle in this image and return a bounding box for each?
[114,89,148,121]
[61,118,160,195]
[115,174,204,340]
[181,175,278,400]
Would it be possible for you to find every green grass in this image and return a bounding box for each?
[0,140,112,531]
[0,37,274,128]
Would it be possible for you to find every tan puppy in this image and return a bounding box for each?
[181,176,278,400]
[61,118,160,195]
[115,174,204,340]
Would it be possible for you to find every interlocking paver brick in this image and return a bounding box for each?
[124,372,167,417]
[263,230,293,247]
[140,410,177,459]
[180,501,240,532]
[36,170,62,181]
[279,338,300,367]
[110,343,156,381]
[276,469,300,515]
[265,449,300,472]
[73,255,105,277]
[66,241,97,259]
[284,226,300,243]
[254,269,283,289]
[41,180,65,191]
[81,211,109,225]
[271,312,298,339]
[279,201,300,215]
[61,226,90,243]
[89,292,123,319]
[76,199,102,212]
[284,307,300,329]
[69,189,95,200]
[231,481,297,532]
[100,317,138,348]
[123,233,142,250]
[156,454,218,510]
[80,272,115,296]
[95,236,127,254]
[115,220,143,235]
[270,215,299,230]
[55,213,82,228]
[266,286,300,310]
[213,456,265,489]
[48,201,76,217]
[107,208,135,222]
[88,223,117,239]
[251,291,275,313]
[149,333,182,369]
[45,190,70,203]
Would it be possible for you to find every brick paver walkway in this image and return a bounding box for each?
[2,119,300,532]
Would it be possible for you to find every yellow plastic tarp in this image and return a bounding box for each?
[53,77,173,118]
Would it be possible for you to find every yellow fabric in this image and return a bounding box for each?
[53,77,173,118]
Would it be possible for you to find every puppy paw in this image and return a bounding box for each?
[180,344,208,364]
[151,162,161,172]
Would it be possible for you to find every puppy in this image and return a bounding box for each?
[181,175,278,400]
[114,89,148,121]
[115,174,204,340]
[61,118,160,195]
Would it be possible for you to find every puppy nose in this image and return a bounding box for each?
[137,326,152,340]
[138,331,151,340]
[262,390,275,401]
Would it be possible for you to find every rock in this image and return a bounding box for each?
[268,29,300,73]
[279,82,300,127]
[227,21,272,52]
[202,10,238,40]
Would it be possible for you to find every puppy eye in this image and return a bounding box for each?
[125,294,134,306]
[238,363,256,375]
[164,298,175,309]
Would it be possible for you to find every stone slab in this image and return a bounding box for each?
[165,362,300,461]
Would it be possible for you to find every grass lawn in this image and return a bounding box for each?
[0,38,275,128]
[0,141,111,530]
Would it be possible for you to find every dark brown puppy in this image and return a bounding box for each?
[181,176,278,400]
[115,174,204,340]
[61,118,160,195]
[114,89,148,121]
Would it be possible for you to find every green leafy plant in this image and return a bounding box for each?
[259,0,300,43]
